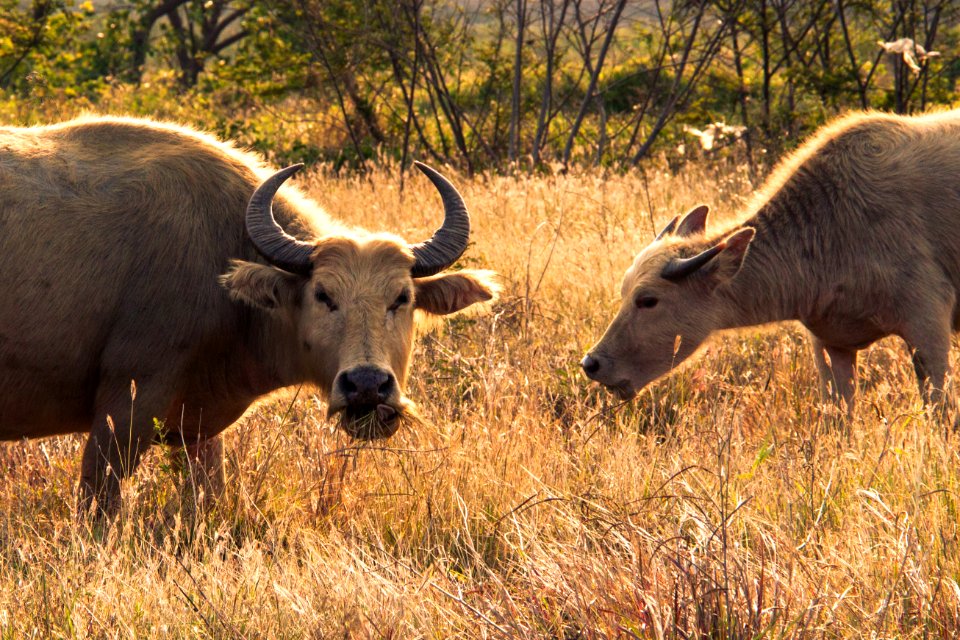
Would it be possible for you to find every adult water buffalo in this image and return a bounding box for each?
[582,109,960,415]
[0,116,496,514]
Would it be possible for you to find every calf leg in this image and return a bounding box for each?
[811,336,858,414]
[902,325,951,412]
[811,337,833,398]
[899,296,959,427]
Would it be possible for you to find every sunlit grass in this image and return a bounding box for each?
[0,157,957,637]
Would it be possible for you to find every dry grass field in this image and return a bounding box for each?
[0,158,958,638]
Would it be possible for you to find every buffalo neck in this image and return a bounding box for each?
[222,277,310,402]
[240,203,319,396]
[230,203,324,399]
[174,299,307,429]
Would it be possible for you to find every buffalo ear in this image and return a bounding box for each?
[676,204,709,237]
[219,260,303,310]
[415,269,499,316]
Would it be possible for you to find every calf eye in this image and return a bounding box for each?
[315,289,338,311]
[635,295,658,309]
[389,292,410,312]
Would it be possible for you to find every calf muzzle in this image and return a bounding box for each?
[581,354,601,377]
[581,352,636,400]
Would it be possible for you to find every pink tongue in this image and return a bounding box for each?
[377,404,398,423]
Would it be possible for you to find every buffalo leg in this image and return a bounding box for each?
[180,436,225,506]
[907,340,948,407]
[811,337,858,414]
[78,378,172,517]
[168,401,249,510]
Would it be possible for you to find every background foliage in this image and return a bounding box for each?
[2,0,958,169]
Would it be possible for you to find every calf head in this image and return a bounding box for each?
[582,205,755,399]
[222,163,496,439]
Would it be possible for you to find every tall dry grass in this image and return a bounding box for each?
[0,158,957,638]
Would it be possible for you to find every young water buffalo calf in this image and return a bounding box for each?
[583,109,960,414]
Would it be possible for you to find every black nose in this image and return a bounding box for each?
[337,366,396,406]
[581,354,601,377]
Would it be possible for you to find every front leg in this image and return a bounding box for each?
[79,377,173,518]
[166,402,249,510]
[178,435,225,507]
[901,315,952,420]
[810,336,858,415]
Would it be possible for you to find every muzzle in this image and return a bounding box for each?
[581,352,636,400]
[330,365,403,439]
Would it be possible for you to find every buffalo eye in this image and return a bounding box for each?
[388,291,410,313]
[635,295,658,309]
[315,289,338,311]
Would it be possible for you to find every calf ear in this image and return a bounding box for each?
[219,260,303,310]
[415,270,499,316]
[661,227,755,284]
[676,205,709,237]
[655,216,679,241]
[711,227,755,282]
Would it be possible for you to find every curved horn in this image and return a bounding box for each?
[661,243,724,281]
[655,216,679,241]
[409,161,471,278]
[245,164,314,276]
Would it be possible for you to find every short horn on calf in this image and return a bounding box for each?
[660,243,724,281]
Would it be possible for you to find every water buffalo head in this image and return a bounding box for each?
[221,162,496,439]
[581,205,755,399]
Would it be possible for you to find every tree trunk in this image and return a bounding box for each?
[561,0,627,169]
[532,0,571,167]
[126,0,190,83]
[508,0,526,163]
